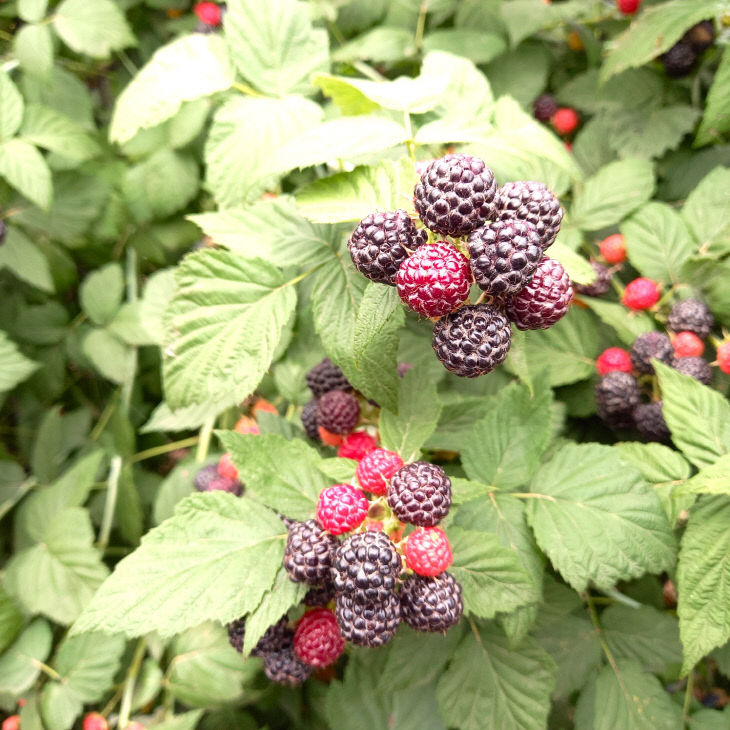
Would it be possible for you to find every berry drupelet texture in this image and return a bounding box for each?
[662,42,697,77]
[574,261,611,297]
[400,572,463,632]
[293,608,345,668]
[306,358,351,398]
[674,356,713,385]
[316,390,360,434]
[599,233,626,264]
[634,402,671,443]
[335,590,401,647]
[388,461,452,527]
[494,181,563,250]
[283,519,340,585]
[263,648,312,685]
[596,347,633,376]
[630,331,674,375]
[622,277,660,310]
[672,331,704,358]
[667,298,714,339]
[337,431,378,461]
[403,527,453,576]
[595,371,641,430]
[301,400,320,441]
[316,484,368,535]
[356,448,404,496]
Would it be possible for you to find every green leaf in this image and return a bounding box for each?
[53,0,133,57]
[205,95,322,208]
[676,453,730,496]
[436,622,555,730]
[167,623,257,707]
[584,299,655,346]
[314,74,381,115]
[423,30,505,64]
[5,507,109,625]
[14,24,54,80]
[0,226,53,293]
[152,456,211,526]
[143,401,223,436]
[622,202,695,285]
[333,26,413,63]
[0,139,52,210]
[460,381,552,490]
[449,527,538,619]
[570,158,655,231]
[602,605,682,674]
[0,620,53,696]
[271,116,408,174]
[82,329,133,385]
[80,263,124,326]
[20,105,99,162]
[677,496,730,674]
[295,157,418,224]
[218,432,326,520]
[0,70,24,139]
[0,331,39,393]
[40,632,125,730]
[601,0,719,81]
[689,707,730,730]
[18,0,48,22]
[148,711,204,730]
[72,493,286,637]
[484,43,549,110]
[162,250,297,409]
[224,0,328,96]
[0,587,23,654]
[380,366,441,462]
[525,443,676,591]
[592,660,683,729]
[696,48,730,147]
[549,242,596,285]
[655,361,730,469]
[682,167,730,256]
[110,34,234,145]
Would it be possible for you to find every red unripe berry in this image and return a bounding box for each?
[551,107,579,135]
[596,347,633,376]
[316,484,368,535]
[404,527,453,576]
[337,431,378,461]
[616,0,641,15]
[672,331,704,358]
[217,452,238,481]
[717,341,730,374]
[622,277,660,310]
[2,717,20,730]
[252,398,277,416]
[294,608,345,668]
[356,448,404,496]
[234,416,260,435]
[83,714,109,730]
[194,1,222,26]
[599,233,626,264]
[318,427,344,447]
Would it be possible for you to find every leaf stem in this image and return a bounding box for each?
[232,80,264,97]
[98,455,123,550]
[682,668,694,723]
[596,587,642,609]
[584,591,621,675]
[414,0,428,52]
[404,109,416,162]
[130,436,200,463]
[117,638,147,729]
[196,416,216,463]
[33,660,62,682]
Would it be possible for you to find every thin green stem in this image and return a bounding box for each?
[118,638,147,729]
[196,416,216,463]
[352,61,386,82]
[130,436,200,463]
[404,109,416,162]
[90,399,116,441]
[414,0,428,52]
[121,247,139,414]
[511,492,556,502]
[682,668,694,724]
[232,80,264,97]
[98,455,123,550]
[585,592,621,675]
[34,660,62,682]
[597,587,642,609]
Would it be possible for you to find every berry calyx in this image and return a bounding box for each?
[717,341,730,374]
[337,431,377,461]
[622,277,660,310]
[356,448,404,496]
[616,0,641,15]
[599,233,626,264]
[672,331,705,358]
[194,1,222,26]
[316,484,369,535]
[293,608,345,668]
[217,452,238,481]
[396,242,472,318]
[404,527,453,576]
[551,107,579,135]
[83,714,109,730]
[596,347,633,376]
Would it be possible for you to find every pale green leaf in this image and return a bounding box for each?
[18,0,48,22]
[584,299,655,346]
[21,67,94,130]
[696,48,730,147]
[423,30,506,64]
[0,70,23,140]
[148,711,204,730]
[82,329,133,385]
[14,24,53,80]
[72,493,285,637]
[525,443,676,591]
[550,242,595,285]
[677,496,730,674]
[0,587,24,654]
[162,250,297,409]
[676,453,730,496]
[142,400,225,435]
[0,139,52,209]
[80,263,124,326]
[314,74,381,115]
[689,707,730,730]
[53,0,134,58]
[0,620,52,695]
[0,226,54,292]
[332,27,414,64]
[20,105,99,161]
[0,331,39,393]
[682,167,730,256]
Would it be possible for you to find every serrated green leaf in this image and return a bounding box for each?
[601,0,719,81]
[82,328,133,385]
[676,453,730,496]
[0,587,23,654]
[143,401,224,435]
[162,250,297,409]
[20,105,99,162]
[80,263,124,326]
[295,157,418,224]
[14,24,53,80]
[677,496,730,674]
[449,527,538,619]
[550,242,595,285]
[0,226,53,293]
[0,331,39,393]
[0,139,52,209]
[152,456,212,525]
[622,203,694,285]
[0,70,23,140]
[0,620,52,696]
[655,361,730,469]
[593,660,682,729]
[436,622,555,730]
[584,299,655,346]
[525,443,676,591]
[696,48,730,147]
[570,158,655,231]
[219,432,326,519]
[54,0,134,58]
[205,95,322,208]
[110,35,234,145]
[72,493,285,637]
[681,167,730,256]
[380,366,441,462]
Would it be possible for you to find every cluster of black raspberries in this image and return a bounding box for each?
[347,154,574,378]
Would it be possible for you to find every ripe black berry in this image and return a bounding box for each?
[634,402,671,443]
[227,617,246,653]
[432,303,512,378]
[301,400,320,441]
[414,154,497,237]
[495,180,563,250]
[574,261,611,297]
[667,298,714,339]
[388,461,451,527]
[303,581,336,607]
[262,648,312,685]
[467,219,542,297]
[662,42,697,77]
[317,390,359,434]
[306,358,351,398]
[283,519,339,585]
[333,531,401,603]
[673,356,712,385]
[533,94,558,122]
[630,331,673,375]
[400,572,463,632]
[348,210,427,285]
[595,371,641,430]
[228,616,292,656]
[335,590,401,647]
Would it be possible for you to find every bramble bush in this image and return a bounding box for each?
[1,1,730,729]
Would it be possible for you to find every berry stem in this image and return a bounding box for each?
[196,416,216,463]
[682,668,695,722]
[403,109,416,162]
[129,436,200,463]
[414,0,428,51]
[97,454,122,550]
[118,638,147,729]
[584,592,622,677]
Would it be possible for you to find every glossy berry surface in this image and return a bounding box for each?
[622,277,660,310]
[356,448,404,496]
[616,0,641,15]
[400,572,463,632]
[596,347,633,376]
[335,590,401,647]
[672,331,704,358]
[317,390,360,434]
[263,648,312,685]
[306,358,350,398]
[667,298,714,338]
[599,233,626,264]
[494,180,563,250]
[316,484,369,535]
[595,371,641,430]
[294,608,345,668]
[337,431,377,461]
[551,107,579,135]
[194,2,222,25]
[388,461,452,527]
[404,527,453,576]
[333,531,401,603]
[396,242,472,318]
[283,519,340,585]
[83,714,109,730]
